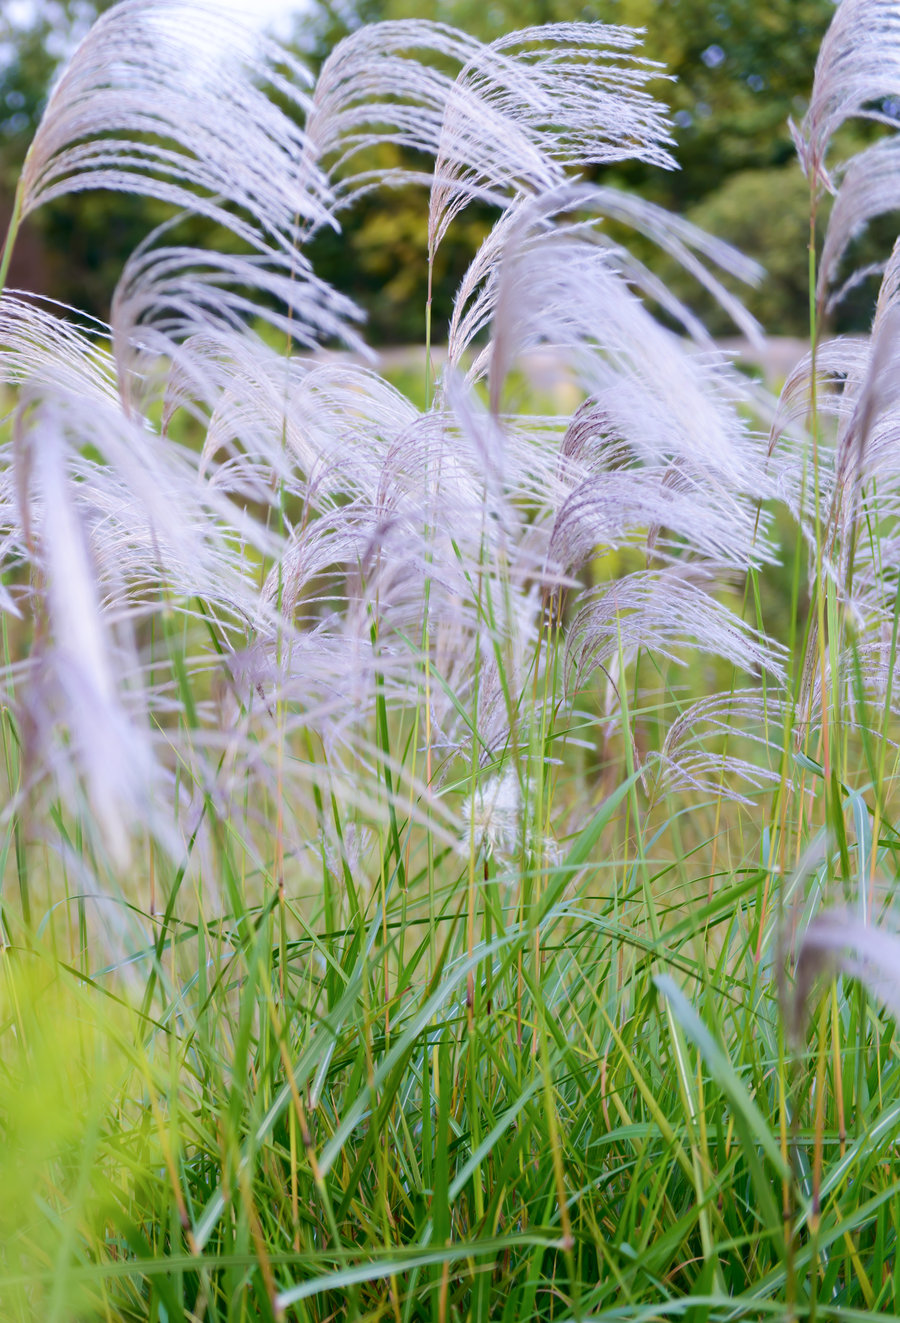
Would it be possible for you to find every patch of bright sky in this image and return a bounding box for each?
[208,0,308,39]
[4,0,309,41]
[0,0,312,78]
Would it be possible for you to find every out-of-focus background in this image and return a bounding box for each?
[0,0,884,344]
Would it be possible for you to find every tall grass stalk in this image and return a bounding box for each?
[3,0,900,1318]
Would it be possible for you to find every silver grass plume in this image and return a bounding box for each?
[447,187,772,500]
[442,182,784,790]
[818,136,900,305]
[18,0,332,252]
[428,24,676,258]
[658,691,786,804]
[0,0,791,875]
[784,303,900,728]
[793,0,900,194]
[804,2,900,316]
[12,406,157,866]
[565,569,783,690]
[306,18,676,249]
[776,0,900,739]
[788,909,900,1043]
[0,3,370,863]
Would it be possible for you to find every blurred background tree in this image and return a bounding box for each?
[0,0,877,342]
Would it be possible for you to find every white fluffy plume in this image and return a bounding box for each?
[0,1,788,866]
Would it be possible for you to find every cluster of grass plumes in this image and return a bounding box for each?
[4,0,900,1318]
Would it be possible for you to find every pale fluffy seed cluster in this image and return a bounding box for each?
[1,0,898,884]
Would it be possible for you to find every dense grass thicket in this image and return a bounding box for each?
[4,0,900,1317]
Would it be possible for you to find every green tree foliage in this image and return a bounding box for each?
[621,0,832,204]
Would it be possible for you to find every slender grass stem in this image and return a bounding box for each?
[0,179,23,297]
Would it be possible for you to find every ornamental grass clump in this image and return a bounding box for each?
[0,0,779,886]
[2,1,900,1318]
